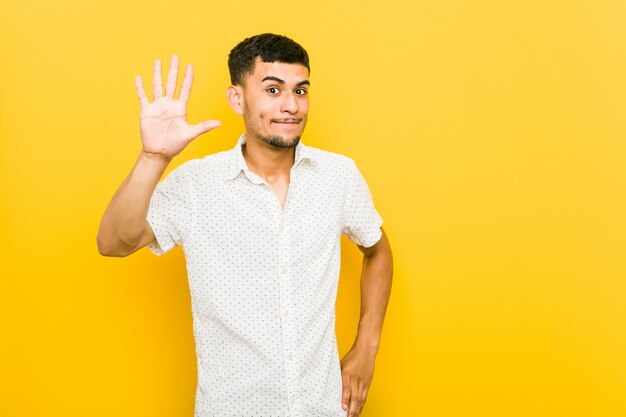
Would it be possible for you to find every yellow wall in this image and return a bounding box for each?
[2,0,625,416]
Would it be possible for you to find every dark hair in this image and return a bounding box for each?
[228,33,310,85]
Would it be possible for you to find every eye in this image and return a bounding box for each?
[295,88,308,96]
[267,87,280,94]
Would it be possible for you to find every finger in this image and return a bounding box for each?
[358,387,368,415]
[135,76,149,108]
[152,59,163,100]
[348,379,360,417]
[165,54,180,98]
[179,64,193,104]
[341,376,351,412]
[187,120,222,141]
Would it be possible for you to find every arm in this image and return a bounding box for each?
[340,227,393,416]
[97,55,220,257]
[96,151,171,257]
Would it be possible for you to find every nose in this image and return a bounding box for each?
[280,91,299,114]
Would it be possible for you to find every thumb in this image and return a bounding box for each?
[188,120,222,141]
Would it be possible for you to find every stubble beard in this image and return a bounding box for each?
[244,114,303,149]
[259,134,301,149]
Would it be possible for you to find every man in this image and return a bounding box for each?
[97,33,393,417]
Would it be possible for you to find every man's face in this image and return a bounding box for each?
[238,58,310,149]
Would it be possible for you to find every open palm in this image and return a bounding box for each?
[135,55,221,159]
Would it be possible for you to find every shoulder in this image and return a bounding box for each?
[304,145,358,173]
[302,145,365,188]
[303,145,375,192]
[166,149,231,183]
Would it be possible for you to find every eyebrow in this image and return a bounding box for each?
[261,76,310,87]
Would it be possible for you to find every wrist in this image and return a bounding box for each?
[354,334,380,355]
[140,149,173,164]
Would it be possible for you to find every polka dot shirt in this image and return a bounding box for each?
[146,133,383,417]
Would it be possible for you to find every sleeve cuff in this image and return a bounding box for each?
[346,215,384,248]
[145,213,175,256]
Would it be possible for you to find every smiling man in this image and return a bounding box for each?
[97,33,393,417]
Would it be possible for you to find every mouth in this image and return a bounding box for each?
[271,118,302,125]
[271,119,302,130]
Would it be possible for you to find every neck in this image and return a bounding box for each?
[242,134,296,182]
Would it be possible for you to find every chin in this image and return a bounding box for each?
[263,135,301,149]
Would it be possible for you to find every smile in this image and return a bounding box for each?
[271,119,302,124]
[271,120,302,129]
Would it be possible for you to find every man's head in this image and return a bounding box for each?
[228,33,310,87]
[226,34,311,149]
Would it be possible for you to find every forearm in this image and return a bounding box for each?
[97,150,171,254]
[354,235,393,353]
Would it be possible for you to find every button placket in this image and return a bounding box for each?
[276,205,297,411]
[275,171,301,415]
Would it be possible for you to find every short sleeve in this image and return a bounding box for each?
[342,160,383,248]
[146,168,193,256]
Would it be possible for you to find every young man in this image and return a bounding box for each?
[97,34,392,417]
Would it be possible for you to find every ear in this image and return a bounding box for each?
[226,85,244,115]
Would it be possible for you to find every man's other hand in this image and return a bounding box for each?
[340,344,376,416]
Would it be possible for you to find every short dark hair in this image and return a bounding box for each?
[228,33,310,86]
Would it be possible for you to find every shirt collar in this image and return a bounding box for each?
[223,133,316,182]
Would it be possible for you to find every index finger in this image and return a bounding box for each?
[348,377,362,417]
[179,64,194,104]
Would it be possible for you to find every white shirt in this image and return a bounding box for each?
[146,134,383,417]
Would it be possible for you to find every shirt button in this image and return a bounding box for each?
[280,266,288,275]
[279,223,284,233]
[283,308,289,316]
[287,352,293,361]
[289,396,296,405]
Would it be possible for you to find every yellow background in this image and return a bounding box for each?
[1,0,625,416]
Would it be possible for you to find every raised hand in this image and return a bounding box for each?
[135,55,221,160]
